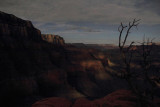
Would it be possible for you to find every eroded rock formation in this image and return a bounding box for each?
[0,11,41,41]
[41,34,65,45]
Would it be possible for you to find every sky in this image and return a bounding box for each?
[0,0,160,44]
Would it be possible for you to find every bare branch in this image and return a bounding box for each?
[121,19,140,48]
[127,41,135,52]
[118,22,127,48]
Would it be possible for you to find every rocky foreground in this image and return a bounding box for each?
[32,90,141,107]
[0,11,160,107]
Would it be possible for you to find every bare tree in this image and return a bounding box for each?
[118,19,140,93]
[118,19,159,106]
[136,37,157,100]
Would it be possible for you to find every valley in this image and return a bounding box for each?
[0,11,160,107]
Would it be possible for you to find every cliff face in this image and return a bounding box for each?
[41,34,65,45]
[0,11,69,106]
[0,11,41,41]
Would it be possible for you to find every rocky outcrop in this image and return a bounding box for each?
[0,11,41,41]
[0,11,68,106]
[32,97,72,107]
[41,34,65,45]
[32,89,160,107]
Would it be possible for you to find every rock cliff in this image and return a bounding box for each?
[33,89,160,107]
[41,34,65,45]
[0,11,68,106]
[0,11,41,41]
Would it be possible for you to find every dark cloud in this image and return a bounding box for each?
[0,0,160,25]
[135,0,160,15]
[0,0,160,44]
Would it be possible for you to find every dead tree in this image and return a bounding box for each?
[137,37,157,100]
[118,19,152,106]
[118,19,159,106]
[118,19,140,93]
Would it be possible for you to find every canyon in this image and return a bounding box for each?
[0,11,160,107]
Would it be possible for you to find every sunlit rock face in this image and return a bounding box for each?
[41,34,65,45]
[0,11,41,41]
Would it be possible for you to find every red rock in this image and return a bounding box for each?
[32,89,160,107]
[94,89,138,107]
[32,97,72,107]
[73,90,137,107]
[72,98,97,107]
[0,11,42,41]
[72,90,138,107]
[41,34,65,45]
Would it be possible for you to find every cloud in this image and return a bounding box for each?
[64,25,101,32]
[135,0,160,15]
[0,0,160,25]
[33,22,101,34]
[0,0,160,44]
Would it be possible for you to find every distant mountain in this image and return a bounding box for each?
[86,44,118,50]
[71,43,118,50]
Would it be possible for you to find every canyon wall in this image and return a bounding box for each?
[0,11,41,41]
[41,34,65,45]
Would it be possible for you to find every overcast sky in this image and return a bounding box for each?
[0,0,160,44]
